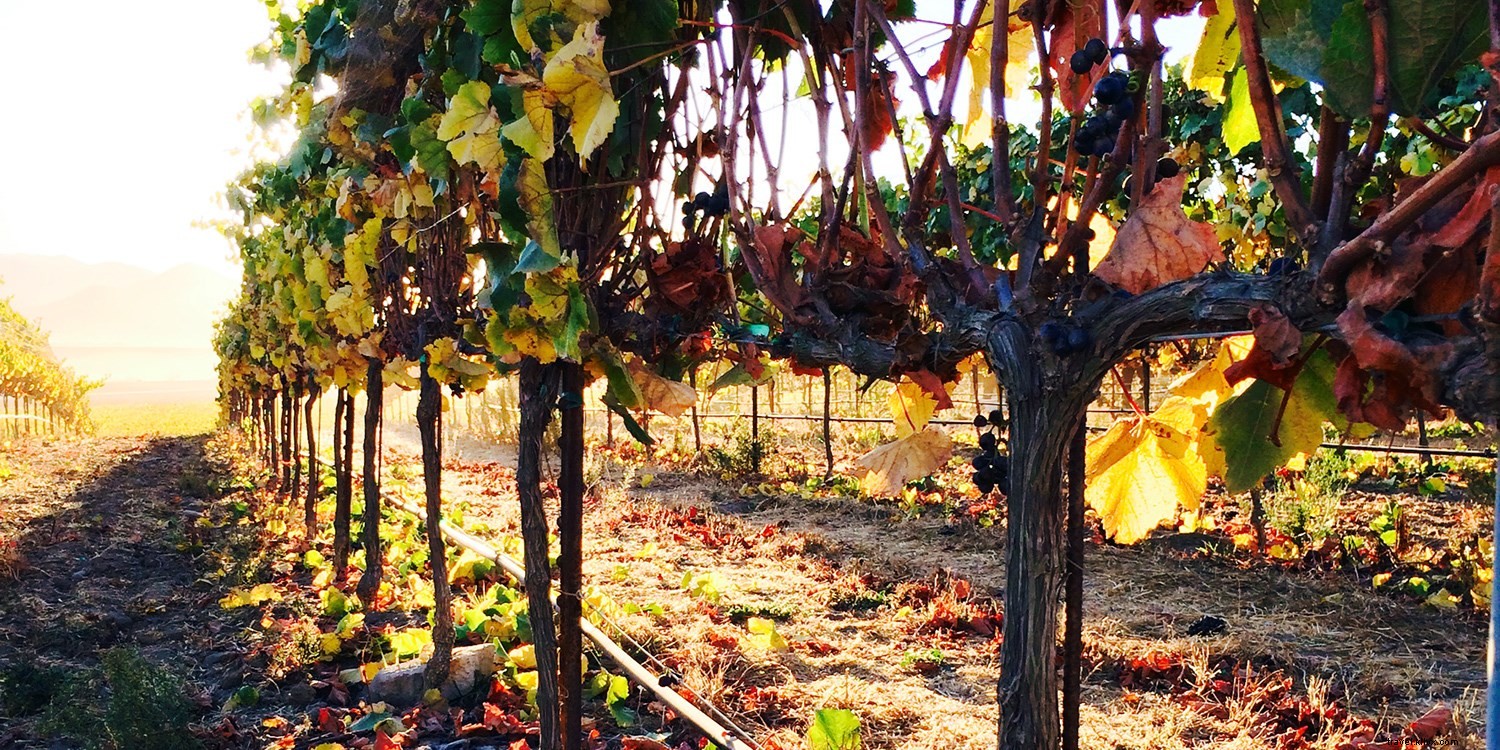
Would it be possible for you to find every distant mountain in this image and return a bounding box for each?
[0,254,239,383]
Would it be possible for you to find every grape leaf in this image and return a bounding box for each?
[808,708,862,750]
[1085,415,1208,544]
[1209,350,1338,493]
[852,429,953,497]
[438,81,505,173]
[1222,67,1259,156]
[501,89,556,162]
[1046,3,1107,115]
[889,377,938,438]
[1093,174,1225,294]
[1188,0,1240,99]
[627,360,697,417]
[542,22,619,162]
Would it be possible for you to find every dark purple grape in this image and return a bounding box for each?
[1268,257,1300,276]
[973,454,992,471]
[1085,38,1108,64]
[1111,97,1135,122]
[1070,50,1093,75]
[1093,75,1126,105]
[693,191,712,209]
[1066,326,1090,353]
[988,409,1004,427]
[979,432,998,451]
[973,414,988,429]
[1156,157,1180,178]
[1040,321,1066,345]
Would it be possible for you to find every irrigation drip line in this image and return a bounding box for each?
[305,455,760,750]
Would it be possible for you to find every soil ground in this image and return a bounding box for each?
[0,427,1490,749]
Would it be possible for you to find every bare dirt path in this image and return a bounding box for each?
[0,435,259,748]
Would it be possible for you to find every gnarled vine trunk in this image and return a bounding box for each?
[990,324,1100,750]
[418,361,455,689]
[517,359,560,750]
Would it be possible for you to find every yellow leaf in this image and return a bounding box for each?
[438,81,505,173]
[746,617,789,652]
[542,22,619,161]
[1426,588,1461,610]
[437,81,499,141]
[508,644,537,669]
[889,378,937,438]
[852,429,953,497]
[1085,416,1208,544]
[1188,0,1239,100]
[961,3,1034,148]
[502,88,556,161]
[321,632,343,656]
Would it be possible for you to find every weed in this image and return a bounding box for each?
[828,588,888,612]
[900,647,947,673]
[723,601,797,624]
[0,661,68,716]
[705,424,768,477]
[37,647,201,750]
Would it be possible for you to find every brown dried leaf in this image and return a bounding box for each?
[852,429,953,497]
[1094,174,1225,294]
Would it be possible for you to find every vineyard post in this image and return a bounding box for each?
[356,358,383,603]
[1062,418,1087,750]
[333,389,353,581]
[558,361,585,750]
[304,382,319,541]
[291,385,302,497]
[751,385,760,474]
[823,368,834,481]
[689,368,700,455]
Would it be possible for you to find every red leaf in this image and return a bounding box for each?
[621,739,672,750]
[1406,704,1452,740]
[1223,304,1302,389]
[1430,167,1500,248]
[1047,5,1108,115]
[374,730,402,750]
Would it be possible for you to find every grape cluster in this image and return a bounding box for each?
[970,409,1010,495]
[1040,320,1091,356]
[681,182,729,233]
[1069,38,1142,159]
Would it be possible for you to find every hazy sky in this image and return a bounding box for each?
[0,0,286,275]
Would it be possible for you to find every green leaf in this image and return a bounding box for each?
[603,395,655,446]
[1222,67,1259,156]
[517,157,561,261]
[513,239,562,274]
[601,0,680,67]
[410,120,451,181]
[1209,351,1338,493]
[1258,0,1345,84]
[808,708,862,750]
[1262,0,1489,117]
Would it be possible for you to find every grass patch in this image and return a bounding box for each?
[91,402,217,437]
